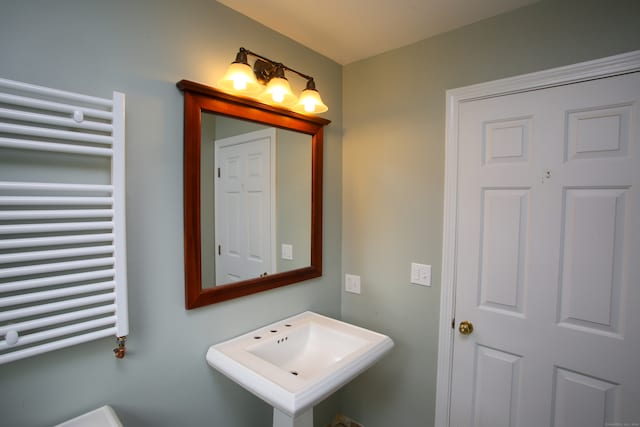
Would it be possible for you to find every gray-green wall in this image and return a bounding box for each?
[340,0,640,425]
[0,1,342,426]
[2,0,640,426]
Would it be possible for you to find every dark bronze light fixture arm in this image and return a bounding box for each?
[239,47,315,83]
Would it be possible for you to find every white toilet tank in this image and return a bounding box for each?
[55,405,122,427]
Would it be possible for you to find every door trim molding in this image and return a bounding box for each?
[435,49,640,427]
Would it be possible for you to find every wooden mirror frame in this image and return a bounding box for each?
[177,80,330,309]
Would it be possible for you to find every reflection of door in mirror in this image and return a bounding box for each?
[200,113,311,288]
[215,129,276,285]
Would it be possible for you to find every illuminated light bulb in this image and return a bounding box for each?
[259,76,297,107]
[218,61,262,95]
[233,79,247,91]
[294,82,328,114]
[303,100,315,112]
[272,91,285,103]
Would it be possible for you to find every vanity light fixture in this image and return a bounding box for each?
[218,47,328,114]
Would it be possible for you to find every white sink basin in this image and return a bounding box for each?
[206,311,393,417]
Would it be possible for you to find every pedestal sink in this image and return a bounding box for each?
[206,311,394,427]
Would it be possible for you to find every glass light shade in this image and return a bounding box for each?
[218,62,263,94]
[295,89,328,114]
[258,77,297,106]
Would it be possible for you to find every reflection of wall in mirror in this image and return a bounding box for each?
[200,113,311,288]
[276,128,311,273]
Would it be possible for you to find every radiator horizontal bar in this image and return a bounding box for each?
[0,182,113,193]
[0,244,114,264]
[0,93,113,123]
[1,315,117,352]
[0,269,115,293]
[0,256,115,280]
[0,137,113,156]
[0,315,117,352]
[0,305,116,335]
[0,222,114,236]
[0,196,113,206]
[0,209,113,221]
[0,328,116,365]
[0,108,113,133]
[0,292,115,322]
[0,280,114,308]
[0,123,113,145]
[0,233,113,250]
[0,78,112,108]
[0,93,113,121]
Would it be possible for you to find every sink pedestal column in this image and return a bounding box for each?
[273,408,313,427]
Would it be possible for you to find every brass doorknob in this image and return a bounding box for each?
[458,320,474,335]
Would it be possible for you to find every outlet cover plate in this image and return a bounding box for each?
[281,244,293,260]
[411,263,431,287]
[345,274,361,294]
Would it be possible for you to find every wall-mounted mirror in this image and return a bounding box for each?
[177,80,330,309]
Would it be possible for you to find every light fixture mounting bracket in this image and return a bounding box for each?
[253,59,278,85]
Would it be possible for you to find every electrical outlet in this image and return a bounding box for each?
[345,274,361,294]
[411,263,431,286]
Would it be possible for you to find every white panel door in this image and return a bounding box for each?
[215,129,275,284]
[451,72,640,427]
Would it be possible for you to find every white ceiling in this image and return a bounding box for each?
[216,0,542,65]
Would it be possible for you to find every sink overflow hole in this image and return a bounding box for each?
[277,337,289,344]
[290,371,298,376]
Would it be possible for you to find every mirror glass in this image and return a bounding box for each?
[178,80,330,309]
[200,113,311,287]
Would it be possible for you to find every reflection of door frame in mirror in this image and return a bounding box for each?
[177,79,331,309]
[214,128,277,284]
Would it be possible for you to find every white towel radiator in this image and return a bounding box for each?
[0,77,128,364]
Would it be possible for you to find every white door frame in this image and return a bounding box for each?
[434,50,640,427]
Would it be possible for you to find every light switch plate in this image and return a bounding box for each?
[345,274,361,294]
[281,244,293,260]
[411,263,431,287]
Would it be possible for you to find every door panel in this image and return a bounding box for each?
[472,345,522,427]
[552,367,619,427]
[558,188,626,335]
[479,188,529,315]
